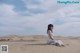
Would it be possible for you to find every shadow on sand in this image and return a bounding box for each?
[25,43,50,46]
[25,43,66,47]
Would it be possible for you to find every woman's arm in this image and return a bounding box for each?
[48,30,54,40]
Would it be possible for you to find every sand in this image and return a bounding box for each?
[0,35,80,53]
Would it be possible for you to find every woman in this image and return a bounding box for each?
[47,24,64,46]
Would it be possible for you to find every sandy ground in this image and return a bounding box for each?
[0,35,80,53]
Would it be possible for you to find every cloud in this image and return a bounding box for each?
[21,0,57,15]
[54,22,80,36]
[0,4,17,17]
[0,0,80,36]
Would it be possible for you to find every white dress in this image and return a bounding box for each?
[47,31,63,45]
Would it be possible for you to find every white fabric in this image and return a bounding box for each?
[47,39,63,45]
[47,39,58,44]
[47,30,63,45]
[57,40,63,45]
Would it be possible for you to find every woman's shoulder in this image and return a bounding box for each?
[48,30,52,32]
[47,30,53,34]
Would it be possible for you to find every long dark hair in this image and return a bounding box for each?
[47,24,53,33]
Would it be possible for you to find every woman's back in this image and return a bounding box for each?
[47,30,54,40]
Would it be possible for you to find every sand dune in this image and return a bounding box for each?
[0,35,80,53]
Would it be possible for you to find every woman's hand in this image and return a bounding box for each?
[51,36,55,40]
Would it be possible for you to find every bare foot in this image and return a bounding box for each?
[61,45,65,47]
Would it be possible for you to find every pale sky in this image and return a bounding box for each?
[0,0,80,36]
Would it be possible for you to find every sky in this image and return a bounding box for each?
[0,0,80,36]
